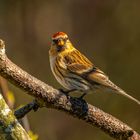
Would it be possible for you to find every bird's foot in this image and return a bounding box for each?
[59,89,76,94]
[59,89,77,100]
[78,93,87,100]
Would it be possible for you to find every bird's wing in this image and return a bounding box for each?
[67,63,93,74]
[63,49,93,74]
[67,62,113,87]
[63,49,114,88]
[87,68,117,88]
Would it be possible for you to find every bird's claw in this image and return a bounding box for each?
[78,93,87,100]
[59,89,76,94]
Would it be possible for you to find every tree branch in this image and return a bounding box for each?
[0,39,139,140]
[14,100,38,119]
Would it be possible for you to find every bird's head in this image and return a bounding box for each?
[49,32,74,56]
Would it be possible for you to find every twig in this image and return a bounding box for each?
[0,39,139,140]
[14,100,38,119]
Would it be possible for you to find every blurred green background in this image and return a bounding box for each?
[0,0,140,139]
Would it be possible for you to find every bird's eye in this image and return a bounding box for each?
[52,37,68,46]
[52,39,58,44]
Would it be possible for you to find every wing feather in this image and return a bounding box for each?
[62,49,113,88]
[63,49,93,74]
[87,68,117,89]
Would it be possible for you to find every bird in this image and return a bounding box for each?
[49,31,140,105]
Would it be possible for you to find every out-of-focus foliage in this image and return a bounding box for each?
[6,91,15,106]
[28,131,38,140]
[0,0,140,140]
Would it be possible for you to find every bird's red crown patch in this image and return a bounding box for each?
[52,32,67,39]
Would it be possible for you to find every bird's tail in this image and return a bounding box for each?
[89,70,140,105]
[116,88,140,105]
[108,80,140,105]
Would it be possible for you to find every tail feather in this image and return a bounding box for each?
[108,80,140,105]
[89,71,140,105]
[117,89,140,105]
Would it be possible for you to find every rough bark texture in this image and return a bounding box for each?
[0,94,31,140]
[0,39,139,140]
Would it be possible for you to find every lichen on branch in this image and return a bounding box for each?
[0,94,31,140]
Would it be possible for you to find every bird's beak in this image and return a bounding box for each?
[58,39,64,46]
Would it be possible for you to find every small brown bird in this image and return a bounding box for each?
[49,32,140,105]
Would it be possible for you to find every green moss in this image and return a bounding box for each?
[0,94,31,140]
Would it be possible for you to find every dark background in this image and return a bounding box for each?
[0,0,140,139]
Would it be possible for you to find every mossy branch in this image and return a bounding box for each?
[0,94,31,140]
[0,39,139,140]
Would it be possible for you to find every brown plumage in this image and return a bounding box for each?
[49,32,140,105]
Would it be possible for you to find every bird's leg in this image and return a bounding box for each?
[59,89,76,95]
[78,92,87,99]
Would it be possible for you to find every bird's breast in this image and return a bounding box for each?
[49,55,70,89]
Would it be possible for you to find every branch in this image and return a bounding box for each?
[14,100,37,119]
[0,70,32,134]
[0,94,31,140]
[0,39,139,140]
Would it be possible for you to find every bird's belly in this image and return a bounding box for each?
[50,56,90,91]
[64,77,90,91]
[50,57,70,89]
[53,72,70,89]
[53,69,90,91]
